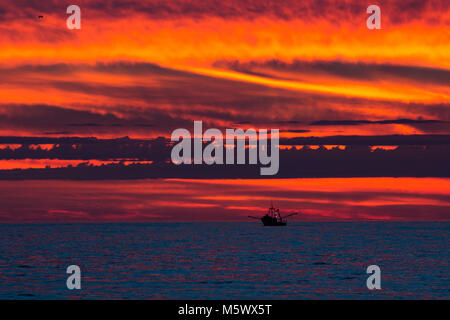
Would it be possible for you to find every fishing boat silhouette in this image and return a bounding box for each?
[248,202,298,226]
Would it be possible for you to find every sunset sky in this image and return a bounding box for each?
[0,178,449,222]
[0,0,449,221]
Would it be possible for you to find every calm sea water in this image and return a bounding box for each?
[0,222,448,299]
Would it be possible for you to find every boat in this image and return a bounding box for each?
[248,203,298,226]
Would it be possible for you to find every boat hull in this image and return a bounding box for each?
[261,216,286,226]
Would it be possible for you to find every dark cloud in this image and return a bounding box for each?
[309,118,450,135]
[0,135,449,179]
[43,131,72,135]
[1,0,448,24]
[0,103,193,136]
[311,119,445,126]
[220,60,450,86]
[280,129,310,133]
[1,61,449,137]
[285,134,450,145]
[1,134,450,146]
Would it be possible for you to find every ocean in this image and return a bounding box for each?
[0,222,448,299]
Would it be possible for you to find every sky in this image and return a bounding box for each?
[0,178,449,222]
[0,0,449,221]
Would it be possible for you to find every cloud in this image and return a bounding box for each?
[1,60,449,139]
[1,0,448,23]
[221,60,450,86]
[310,119,445,126]
[0,1,448,70]
[0,134,449,179]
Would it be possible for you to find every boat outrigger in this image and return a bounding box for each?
[248,203,298,226]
